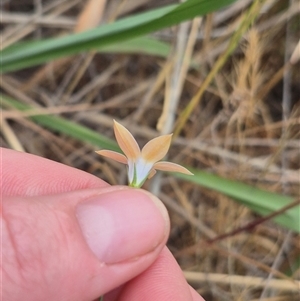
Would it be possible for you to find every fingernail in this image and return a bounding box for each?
[76,189,169,264]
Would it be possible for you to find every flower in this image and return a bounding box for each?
[96,120,193,188]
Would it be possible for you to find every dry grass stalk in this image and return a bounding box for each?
[1,119,25,152]
[290,40,300,64]
[174,0,268,137]
[157,17,202,133]
[75,0,107,32]
[184,271,300,292]
[225,29,272,144]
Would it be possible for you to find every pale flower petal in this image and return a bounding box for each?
[134,157,154,186]
[141,134,172,163]
[96,150,127,164]
[154,161,193,175]
[147,169,156,179]
[127,160,135,184]
[113,120,140,160]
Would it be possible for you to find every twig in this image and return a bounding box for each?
[207,199,300,244]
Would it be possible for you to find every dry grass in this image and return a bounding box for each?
[1,0,300,300]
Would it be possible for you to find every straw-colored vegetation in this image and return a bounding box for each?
[1,0,299,300]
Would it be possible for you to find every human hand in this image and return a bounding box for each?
[1,148,204,301]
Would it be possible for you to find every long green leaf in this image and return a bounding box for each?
[176,169,300,233]
[1,0,236,72]
[98,36,171,57]
[1,36,171,59]
[1,95,119,151]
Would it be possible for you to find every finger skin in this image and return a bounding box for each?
[1,147,108,197]
[104,247,205,301]
[2,187,168,301]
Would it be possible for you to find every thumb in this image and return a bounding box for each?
[2,186,170,301]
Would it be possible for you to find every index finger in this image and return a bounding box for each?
[1,148,108,197]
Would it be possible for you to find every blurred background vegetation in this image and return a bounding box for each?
[1,0,300,300]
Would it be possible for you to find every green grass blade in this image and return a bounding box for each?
[175,169,300,232]
[97,36,171,57]
[1,0,236,72]
[1,36,171,59]
[1,95,119,151]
